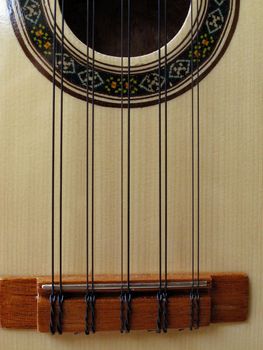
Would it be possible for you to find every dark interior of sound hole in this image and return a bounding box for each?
[58,0,190,57]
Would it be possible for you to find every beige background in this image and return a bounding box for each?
[0,0,262,349]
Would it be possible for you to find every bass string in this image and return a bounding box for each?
[120,0,126,333]
[91,0,95,304]
[91,0,95,297]
[85,0,96,334]
[164,0,168,294]
[59,0,65,307]
[190,0,195,293]
[51,0,57,302]
[196,0,201,295]
[157,0,169,295]
[120,0,124,296]
[157,0,168,289]
[156,0,169,333]
[86,0,90,295]
[157,0,162,295]
[56,0,65,335]
[127,0,131,292]
[163,0,168,333]
[190,0,201,328]
[191,0,201,296]
[194,0,201,328]
[49,0,57,335]
[85,0,90,336]
[156,0,162,333]
[124,0,132,333]
[87,0,96,333]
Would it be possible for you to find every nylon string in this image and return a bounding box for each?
[85,0,90,335]
[85,0,96,334]
[156,0,169,333]
[49,0,57,335]
[120,0,124,298]
[57,0,65,335]
[190,0,201,330]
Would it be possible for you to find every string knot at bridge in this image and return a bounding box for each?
[57,293,64,335]
[49,293,56,335]
[120,290,132,333]
[190,288,200,330]
[156,290,168,333]
[85,292,96,334]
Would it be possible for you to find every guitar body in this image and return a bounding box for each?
[0,0,262,349]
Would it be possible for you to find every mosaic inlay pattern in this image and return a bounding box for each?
[10,0,239,107]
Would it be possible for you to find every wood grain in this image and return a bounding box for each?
[0,0,262,348]
[0,278,37,329]
[211,274,249,323]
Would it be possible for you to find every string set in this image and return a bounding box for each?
[50,0,97,335]
[49,0,66,335]
[49,0,201,335]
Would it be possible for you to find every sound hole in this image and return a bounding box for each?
[58,0,190,57]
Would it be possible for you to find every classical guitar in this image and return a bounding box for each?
[0,0,262,349]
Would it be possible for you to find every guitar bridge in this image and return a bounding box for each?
[0,273,248,333]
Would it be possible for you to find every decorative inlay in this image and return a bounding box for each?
[206,8,224,34]
[23,0,41,24]
[9,0,239,107]
[139,73,166,93]
[56,53,76,74]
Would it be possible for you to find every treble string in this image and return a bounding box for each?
[127,0,131,293]
[156,0,165,333]
[190,0,201,330]
[196,0,201,327]
[164,0,168,292]
[157,0,162,297]
[50,0,57,335]
[85,0,90,335]
[120,0,125,333]
[163,0,168,333]
[85,0,96,334]
[90,0,96,333]
[57,0,65,335]
[190,0,196,330]
[125,0,132,333]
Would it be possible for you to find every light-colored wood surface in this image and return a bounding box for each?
[0,0,262,349]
